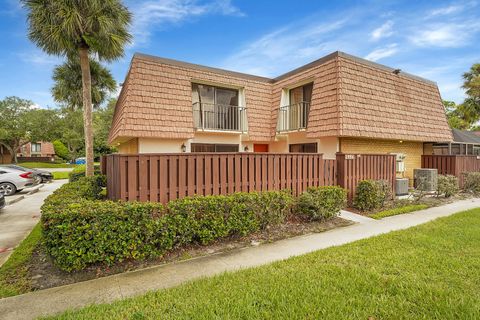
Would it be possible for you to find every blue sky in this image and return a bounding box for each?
[1,0,479,108]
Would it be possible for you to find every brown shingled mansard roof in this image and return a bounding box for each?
[109,51,453,144]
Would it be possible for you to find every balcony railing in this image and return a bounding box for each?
[193,102,247,132]
[276,101,310,132]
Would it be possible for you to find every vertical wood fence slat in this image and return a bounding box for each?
[105,153,398,204]
[422,155,480,188]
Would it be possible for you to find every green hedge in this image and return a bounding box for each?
[69,165,102,182]
[353,180,392,211]
[296,186,347,220]
[42,178,346,271]
[42,179,296,271]
[437,175,459,198]
[463,172,480,194]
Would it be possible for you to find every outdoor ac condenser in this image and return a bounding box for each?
[414,168,438,192]
[395,178,409,196]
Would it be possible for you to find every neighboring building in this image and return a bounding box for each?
[109,51,452,181]
[17,141,55,161]
[424,129,480,155]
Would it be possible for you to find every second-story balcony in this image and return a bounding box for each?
[193,102,247,132]
[276,101,311,132]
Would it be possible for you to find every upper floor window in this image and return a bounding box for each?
[31,143,41,153]
[192,84,238,107]
[277,82,313,132]
[289,83,313,105]
[192,84,246,132]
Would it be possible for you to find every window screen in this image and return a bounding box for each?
[289,143,317,153]
[191,143,239,152]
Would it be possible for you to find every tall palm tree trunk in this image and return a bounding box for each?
[79,47,94,176]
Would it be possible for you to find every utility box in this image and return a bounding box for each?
[395,178,409,196]
[414,169,438,192]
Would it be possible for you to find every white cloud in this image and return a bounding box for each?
[427,1,477,17]
[128,0,244,46]
[371,21,394,40]
[410,22,480,47]
[364,44,398,62]
[18,51,61,66]
[221,18,349,76]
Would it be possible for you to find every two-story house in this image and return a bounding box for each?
[108,51,452,181]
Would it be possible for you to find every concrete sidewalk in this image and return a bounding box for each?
[1,198,479,320]
[0,180,66,267]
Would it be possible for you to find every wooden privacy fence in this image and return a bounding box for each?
[101,152,397,203]
[422,155,480,187]
[337,153,396,200]
[103,153,336,203]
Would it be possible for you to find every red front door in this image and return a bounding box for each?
[254,144,269,152]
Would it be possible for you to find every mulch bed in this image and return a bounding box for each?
[27,216,353,291]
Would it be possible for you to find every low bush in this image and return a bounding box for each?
[69,164,102,182]
[296,186,347,221]
[436,175,459,198]
[353,180,392,211]
[463,172,480,194]
[41,181,294,271]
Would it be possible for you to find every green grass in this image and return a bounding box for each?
[369,204,429,219]
[52,171,70,180]
[0,223,42,298]
[47,209,480,319]
[19,162,76,169]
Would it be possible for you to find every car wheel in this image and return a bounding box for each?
[0,183,16,196]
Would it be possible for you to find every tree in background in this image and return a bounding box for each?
[444,100,470,129]
[52,58,117,111]
[23,0,131,176]
[463,63,480,104]
[94,98,117,159]
[53,140,69,161]
[0,97,59,162]
[58,108,85,163]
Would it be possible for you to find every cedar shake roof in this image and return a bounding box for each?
[109,51,453,144]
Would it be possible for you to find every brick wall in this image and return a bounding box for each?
[339,137,423,182]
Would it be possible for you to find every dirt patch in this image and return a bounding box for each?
[28,216,353,291]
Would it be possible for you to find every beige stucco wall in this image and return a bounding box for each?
[138,138,186,153]
[118,138,138,154]
[270,132,338,159]
[339,137,423,182]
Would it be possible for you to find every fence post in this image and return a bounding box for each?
[336,153,346,189]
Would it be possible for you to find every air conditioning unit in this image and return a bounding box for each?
[414,169,438,192]
[395,178,409,196]
[390,153,406,173]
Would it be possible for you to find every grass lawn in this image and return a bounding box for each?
[369,204,429,219]
[52,171,70,180]
[0,223,42,298]
[19,162,76,169]
[47,209,480,319]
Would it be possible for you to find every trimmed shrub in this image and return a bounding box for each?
[41,184,294,271]
[436,175,459,198]
[296,186,347,221]
[69,164,102,182]
[353,180,392,211]
[463,172,480,194]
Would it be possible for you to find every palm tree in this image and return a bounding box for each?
[52,58,117,111]
[22,0,131,176]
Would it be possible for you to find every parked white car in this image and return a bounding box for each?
[0,167,38,196]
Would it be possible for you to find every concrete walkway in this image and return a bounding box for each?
[1,198,479,320]
[0,180,66,267]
